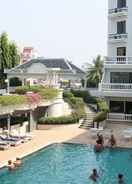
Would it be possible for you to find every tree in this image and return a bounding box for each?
[0,32,10,72]
[9,42,20,68]
[0,32,20,87]
[86,55,104,87]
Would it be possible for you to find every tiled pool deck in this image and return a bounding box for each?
[0,123,132,168]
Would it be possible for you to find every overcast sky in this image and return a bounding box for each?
[0,0,108,67]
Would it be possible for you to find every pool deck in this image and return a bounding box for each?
[0,123,132,168]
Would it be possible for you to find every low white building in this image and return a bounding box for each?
[5,58,85,90]
[99,0,132,122]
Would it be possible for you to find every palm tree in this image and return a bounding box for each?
[86,55,104,87]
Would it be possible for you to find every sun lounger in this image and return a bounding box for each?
[9,134,32,142]
[0,136,22,146]
[0,142,10,150]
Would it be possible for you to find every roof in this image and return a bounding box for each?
[6,58,85,75]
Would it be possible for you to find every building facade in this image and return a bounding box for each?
[5,58,85,90]
[99,0,132,122]
[21,47,38,63]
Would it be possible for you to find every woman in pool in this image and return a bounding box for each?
[108,134,116,148]
[89,169,99,182]
[14,157,22,167]
[8,160,15,171]
[95,140,102,152]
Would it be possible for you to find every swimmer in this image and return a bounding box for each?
[14,157,21,167]
[95,140,102,152]
[8,160,15,171]
[118,174,124,184]
[108,134,116,148]
[96,134,104,146]
[89,169,99,182]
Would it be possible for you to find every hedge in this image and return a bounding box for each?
[70,89,97,104]
[38,114,79,124]
[15,86,59,100]
[63,91,86,119]
[0,95,26,106]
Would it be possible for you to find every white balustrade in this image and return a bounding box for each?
[107,113,132,121]
[105,56,132,64]
[100,83,132,91]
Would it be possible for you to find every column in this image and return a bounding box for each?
[29,110,37,132]
[7,114,11,137]
[5,78,10,94]
[84,78,87,89]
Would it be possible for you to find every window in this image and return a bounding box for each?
[110,101,124,113]
[117,21,126,34]
[117,47,126,56]
[126,102,132,114]
[110,72,132,83]
[117,0,126,8]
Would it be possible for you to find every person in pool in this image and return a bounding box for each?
[118,174,124,184]
[14,157,22,167]
[95,140,102,152]
[8,160,15,171]
[89,169,99,182]
[96,134,104,146]
[108,134,116,148]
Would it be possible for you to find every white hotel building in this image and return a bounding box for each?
[99,0,132,122]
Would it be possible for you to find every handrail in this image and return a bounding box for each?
[107,113,132,121]
[104,56,132,64]
[108,33,128,39]
[100,83,132,90]
[109,7,128,14]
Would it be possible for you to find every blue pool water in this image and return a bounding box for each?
[0,143,132,184]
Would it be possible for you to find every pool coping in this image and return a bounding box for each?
[1,141,132,169]
[0,141,57,169]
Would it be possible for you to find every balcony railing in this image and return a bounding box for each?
[107,113,132,121]
[108,33,128,41]
[109,7,128,14]
[105,56,132,64]
[100,83,132,91]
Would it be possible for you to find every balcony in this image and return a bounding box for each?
[99,83,132,97]
[105,56,132,64]
[100,83,132,91]
[107,113,132,122]
[108,33,128,43]
[108,7,128,18]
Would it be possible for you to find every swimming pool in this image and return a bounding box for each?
[0,143,132,184]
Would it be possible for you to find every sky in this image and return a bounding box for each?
[0,0,108,67]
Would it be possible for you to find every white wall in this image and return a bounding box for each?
[108,0,129,57]
[108,0,117,9]
[127,0,132,57]
[108,42,127,57]
[108,0,128,9]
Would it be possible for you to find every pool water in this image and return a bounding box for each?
[0,143,132,184]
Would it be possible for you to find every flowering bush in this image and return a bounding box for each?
[25,92,41,105]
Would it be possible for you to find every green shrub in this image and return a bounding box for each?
[38,115,79,124]
[63,91,86,119]
[15,86,59,100]
[15,86,30,94]
[93,111,107,123]
[97,98,109,112]
[70,89,97,104]
[38,88,58,100]
[0,95,26,106]
[63,91,74,99]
